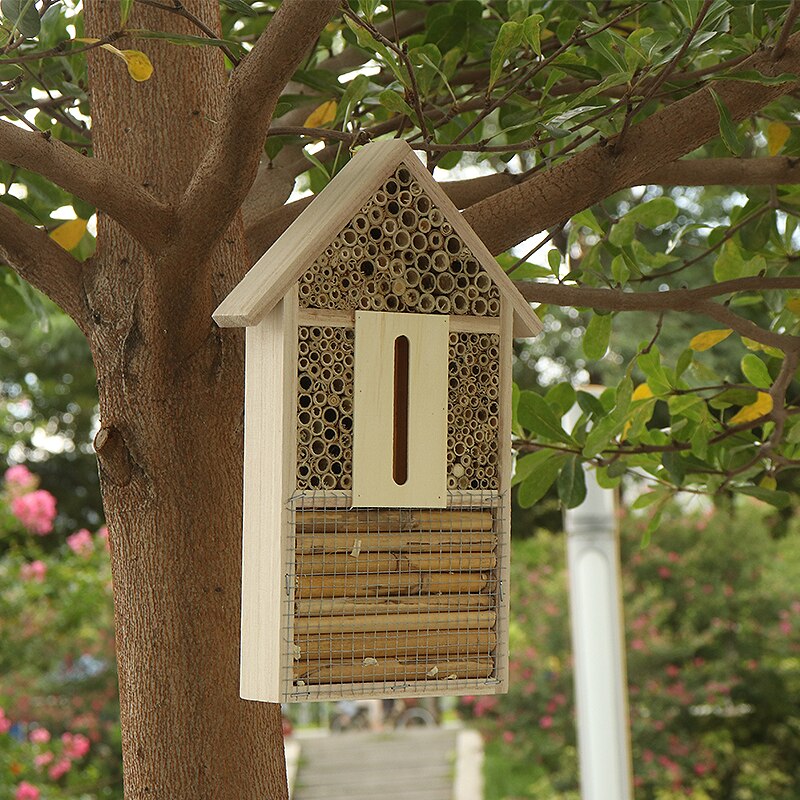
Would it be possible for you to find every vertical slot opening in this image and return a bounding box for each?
[393,335,410,485]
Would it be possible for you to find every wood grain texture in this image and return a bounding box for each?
[353,311,449,507]
[239,292,296,702]
[297,307,502,333]
[296,508,495,531]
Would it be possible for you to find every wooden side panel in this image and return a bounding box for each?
[239,292,296,702]
[353,311,448,508]
[495,298,514,692]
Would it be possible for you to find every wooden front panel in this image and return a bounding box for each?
[352,311,448,508]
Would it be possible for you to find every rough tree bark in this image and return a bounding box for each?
[75,1,335,797]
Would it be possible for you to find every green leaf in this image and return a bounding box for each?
[489,21,523,90]
[120,0,134,25]
[584,313,612,360]
[623,197,677,228]
[741,354,772,389]
[709,88,743,157]
[557,455,587,509]
[737,486,791,509]
[661,451,686,485]
[576,390,605,419]
[513,448,559,488]
[712,69,797,86]
[378,89,414,117]
[545,382,577,417]
[339,73,370,119]
[522,13,543,55]
[631,490,665,510]
[131,29,245,58]
[547,249,561,275]
[713,240,765,282]
[221,0,258,15]
[571,208,604,235]
[517,391,574,444]
[2,0,40,38]
[517,452,567,507]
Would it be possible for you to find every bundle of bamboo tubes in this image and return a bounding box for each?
[291,506,500,687]
[447,332,501,490]
[297,165,500,317]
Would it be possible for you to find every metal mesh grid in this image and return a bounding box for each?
[297,165,500,316]
[283,491,507,701]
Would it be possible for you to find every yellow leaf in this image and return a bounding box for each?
[786,298,800,315]
[100,44,153,82]
[50,218,88,251]
[760,475,777,491]
[121,50,153,82]
[767,121,790,156]
[729,391,773,425]
[632,383,654,401]
[689,329,732,352]
[304,100,337,128]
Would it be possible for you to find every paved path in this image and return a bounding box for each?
[291,727,482,800]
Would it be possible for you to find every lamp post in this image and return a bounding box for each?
[564,388,634,800]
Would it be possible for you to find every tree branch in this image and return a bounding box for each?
[244,156,800,259]
[0,203,87,330]
[463,31,800,255]
[513,280,800,352]
[0,118,172,248]
[171,0,340,274]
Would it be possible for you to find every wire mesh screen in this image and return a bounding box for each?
[283,491,508,701]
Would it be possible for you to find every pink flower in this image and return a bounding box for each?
[62,732,90,759]
[14,783,40,800]
[658,566,672,579]
[0,708,11,734]
[29,727,50,744]
[539,715,553,729]
[11,490,57,535]
[502,730,514,743]
[34,752,53,769]
[48,759,71,780]
[66,529,93,557]
[20,561,47,583]
[97,525,110,550]
[5,465,38,494]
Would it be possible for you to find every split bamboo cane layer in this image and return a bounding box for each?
[291,504,501,688]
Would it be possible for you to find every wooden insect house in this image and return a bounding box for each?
[213,140,541,702]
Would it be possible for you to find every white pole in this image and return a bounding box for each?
[564,389,633,800]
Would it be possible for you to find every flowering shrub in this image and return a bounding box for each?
[464,503,800,800]
[0,465,121,799]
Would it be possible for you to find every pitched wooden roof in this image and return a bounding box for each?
[213,140,542,337]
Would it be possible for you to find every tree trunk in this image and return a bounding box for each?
[83,1,287,797]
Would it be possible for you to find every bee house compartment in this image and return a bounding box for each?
[212,139,541,702]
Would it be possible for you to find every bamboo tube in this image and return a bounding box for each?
[393,230,411,250]
[418,294,436,313]
[407,552,497,572]
[436,273,455,293]
[368,207,383,224]
[295,629,498,662]
[431,250,450,272]
[396,167,411,185]
[411,232,427,252]
[297,509,494,532]
[487,297,501,315]
[399,208,417,229]
[441,221,453,235]
[294,609,496,636]
[418,217,432,234]
[353,214,369,233]
[374,189,388,206]
[456,274,470,291]
[428,230,444,249]
[297,552,400,576]
[435,296,451,314]
[444,235,461,255]
[295,530,498,554]
[472,298,488,315]
[385,294,400,312]
[397,189,413,206]
[320,473,337,490]
[451,290,468,312]
[414,195,431,215]
[294,658,494,684]
[429,208,444,227]
[295,572,421,599]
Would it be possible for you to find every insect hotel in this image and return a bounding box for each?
[213,140,541,702]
